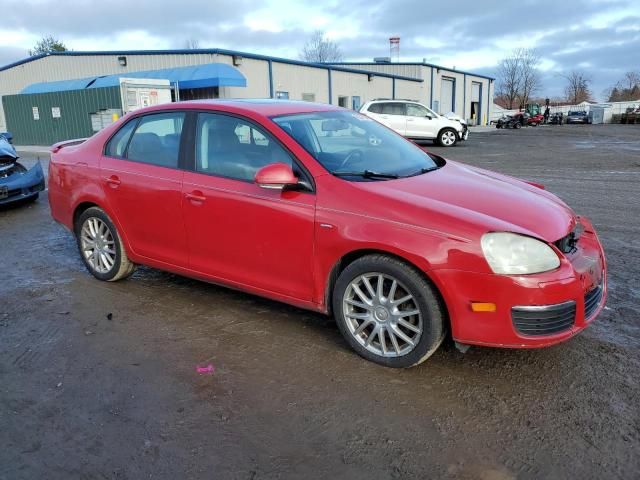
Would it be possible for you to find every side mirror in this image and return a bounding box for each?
[255,163,298,190]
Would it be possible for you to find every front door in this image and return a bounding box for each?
[182,112,316,301]
[100,111,188,267]
[405,103,438,139]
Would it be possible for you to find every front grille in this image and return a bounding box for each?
[584,284,603,319]
[512,301,576,336]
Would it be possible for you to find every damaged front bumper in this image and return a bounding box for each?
[0,160,45,205]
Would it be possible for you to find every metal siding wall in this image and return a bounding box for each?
[331,70,375,105]
[368,77,393,102]
[395,79,426,102]
[3,86,121,145]
[213,56,270,98]
[338,64,424,79]
[271,62,330,103]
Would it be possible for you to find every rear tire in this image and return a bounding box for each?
[332,254,446,368]
[514,122,522,129]
[74,207,136,282]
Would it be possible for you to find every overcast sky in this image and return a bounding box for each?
[2,0,639,101]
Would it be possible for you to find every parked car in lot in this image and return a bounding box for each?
[359,99,467,147]
[0,132,45,206]
[49,100,607,367]
[548,112,564,125]
[527,113,545,126]
[566,110,591,124]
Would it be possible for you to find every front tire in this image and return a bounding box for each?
[332,255,446,368]
[74,207,136,281]
[437,128,458,147]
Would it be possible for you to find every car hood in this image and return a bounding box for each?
[354,160,575,242]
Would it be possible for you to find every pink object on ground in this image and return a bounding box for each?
[196,364,215,375]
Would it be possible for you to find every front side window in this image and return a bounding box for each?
[273,111,441,180]
[406,104,430,117]
[126,112,184,168]
[105,120,137,158]
[196,113,293,182]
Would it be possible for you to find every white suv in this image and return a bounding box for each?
[360,100,468,147]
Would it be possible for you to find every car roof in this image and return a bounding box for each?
[366,99,421,104]
[133,99,341,117]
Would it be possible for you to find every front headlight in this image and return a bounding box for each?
[481,232,560,275]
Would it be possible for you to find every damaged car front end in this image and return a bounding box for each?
[0,133,45,205]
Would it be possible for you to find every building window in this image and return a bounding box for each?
[338,96,349,108]
[351,96,361,110]
[302,93,315,102]
[276,91,289,99]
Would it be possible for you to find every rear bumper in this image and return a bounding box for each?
[430,217,607,348]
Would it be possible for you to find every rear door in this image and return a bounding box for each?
[405,103,438,139]
[182,112,316,300]
[101,111,188,267]
[379,102,407,135]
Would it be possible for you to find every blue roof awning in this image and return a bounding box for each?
[20,63,247,94]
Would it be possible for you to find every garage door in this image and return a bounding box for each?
[471,82,481,102]
[440,78,454,113]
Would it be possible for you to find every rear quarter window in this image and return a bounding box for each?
[367,103,383,114]
[105,120,137,158]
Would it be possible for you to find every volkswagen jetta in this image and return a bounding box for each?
[49,100,607,367]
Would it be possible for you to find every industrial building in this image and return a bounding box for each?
[328,61,494,127]
[0,49,494,145]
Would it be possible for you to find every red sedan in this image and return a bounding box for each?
[48,100,606,367]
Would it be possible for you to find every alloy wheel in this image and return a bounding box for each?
[80,217,116,274]
[441,131,456,146]
[342,273,423,357]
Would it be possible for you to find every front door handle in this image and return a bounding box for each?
[185,191,206,203]
[105,175,121,187]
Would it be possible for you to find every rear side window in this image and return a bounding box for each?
[381,103,406,115]
[367,103,383,114]
[105,120,137,158]
[126,112,185,168]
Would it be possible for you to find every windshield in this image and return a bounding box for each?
[272,111,442,180]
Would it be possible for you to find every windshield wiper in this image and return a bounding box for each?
[332,170,399,179]
[405,166,440,177]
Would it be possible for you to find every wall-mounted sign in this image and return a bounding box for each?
[52,107,61,118]
[32,107,40,120]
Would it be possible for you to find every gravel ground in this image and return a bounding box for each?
[1,124,639,479]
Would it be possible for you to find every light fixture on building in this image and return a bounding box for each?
[118,56,127,67]
[232,55,243,66]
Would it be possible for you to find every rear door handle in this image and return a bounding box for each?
[105,175,121,187]
[185,191,206,203]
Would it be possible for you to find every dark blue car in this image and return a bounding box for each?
[0,132,45,206]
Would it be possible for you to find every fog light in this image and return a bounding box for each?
[471,302,496,312]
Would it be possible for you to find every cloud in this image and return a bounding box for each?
[1,0,637,101]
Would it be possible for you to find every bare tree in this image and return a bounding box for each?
[299,31,343,63]
[184,38,201,49]
[496,53,522,109]
[563,71,593,104]
[496,48,541,109]
[606,71,640,101]
[29,35,68,56]
[518,49,541,108]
